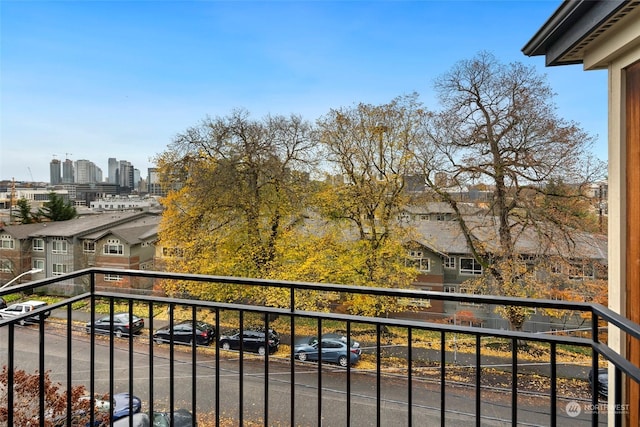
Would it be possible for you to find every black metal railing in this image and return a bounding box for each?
[1,267,639,426]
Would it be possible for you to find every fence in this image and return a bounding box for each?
[1,267,639,426]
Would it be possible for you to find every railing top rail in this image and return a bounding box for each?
[0,270,90,297]
[594,341,640,385]
[591,303,640,341]
[83,267,595,310]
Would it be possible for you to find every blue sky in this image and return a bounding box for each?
[1,0,608,183]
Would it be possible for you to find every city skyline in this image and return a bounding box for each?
[1,1,608,182]
[48,156,143,186]
[4,155,146,186]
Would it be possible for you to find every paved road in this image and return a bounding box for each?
[54,308,593,380]
[0,317,606,426]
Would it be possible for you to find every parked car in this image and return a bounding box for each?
[294,337,361,367]
[219,328,280,355]
[153,320,216,346]
[321,333,360,348]
[294,334,360,349]
[589,368,608,398]
[0,300,50,325]
[85,313,145,338]
[153,409,195,427]
[68,392,142,426]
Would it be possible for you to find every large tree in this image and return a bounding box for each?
[38,192,76,221]
[315,94,423,313]
[411,52,606,330]
[14,198,35,224]
[155,109,317,302]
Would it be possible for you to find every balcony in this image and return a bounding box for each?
[1,267,639,426]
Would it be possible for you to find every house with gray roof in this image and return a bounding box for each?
[291,203,607,327]
[398,208,607,329]
[0,212,160,294]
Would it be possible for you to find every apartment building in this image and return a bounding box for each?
[0,212,160,294]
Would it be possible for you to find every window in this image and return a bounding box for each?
[83,240,96,253]
[460,257,482,275]
[1,260,12,273]
[444,285,457,293]
[33,259,45,271]
[397,213,411,222]
[443,256,456,269]
[52,238,68,254]
[140,261,153,270]
[0,234,14,250]
[52,263,68,276]
[104,274,122,282]
[407,250,430,272]
[567,261,595,280]
[103,239,123,255]
[321,340,343,349]
[459,286,482,306]
[419,214,430,221]
[33,239,44,252]
[162,247,184,257]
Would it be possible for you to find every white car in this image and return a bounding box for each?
[0,300,50,325]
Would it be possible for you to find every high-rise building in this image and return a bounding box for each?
[62,158,74,184]
[49,158,61,185]
[75,159,93,184]
[134,168,140,191]
[108,158,118,184]
[147,168,163,196]
[118,160,134,190]
[74,159,103,184]
[147,167,176,197]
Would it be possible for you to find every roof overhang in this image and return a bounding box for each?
[522,0,640,66]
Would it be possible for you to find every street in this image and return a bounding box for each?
[0,321,605,426]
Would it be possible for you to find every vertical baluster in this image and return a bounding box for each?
[550,341,557,427]
[264,313,270,426]
[317,318,323,426]
[377,323,381,427]
[511,336,517,426]
[440,330,446,427]
[475,335,481,427]
[149,302,155,420]
[408,327,413,426]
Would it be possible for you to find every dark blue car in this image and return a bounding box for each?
[294,337,361,367]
